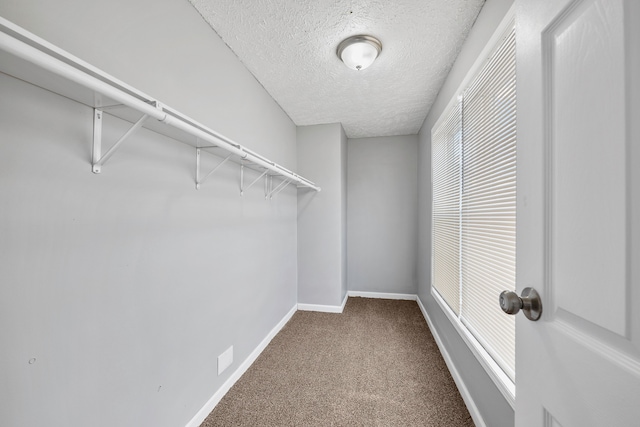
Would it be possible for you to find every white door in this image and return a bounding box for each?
[515,0,640,426]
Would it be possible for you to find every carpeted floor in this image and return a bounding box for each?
[201,297,474,426]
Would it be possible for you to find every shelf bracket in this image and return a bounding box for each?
[240,166,268,196]
[268,178,291,200]
[92,110,149,173]
[265,175,272,199]
[196,149,233,190]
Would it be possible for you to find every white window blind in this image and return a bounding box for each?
[432,26,516,383]
[432,102,462,315]
[460,27,516,381]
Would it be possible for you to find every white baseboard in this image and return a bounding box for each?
[298,292,348,313]
[298,291,417,312]
[348,291,417,301]
[416,297,486,427]
[184,304,297,427]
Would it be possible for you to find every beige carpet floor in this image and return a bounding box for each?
[201,297,474,426]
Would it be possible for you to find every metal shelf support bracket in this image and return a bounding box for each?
[268,178,291,200]
[196,149,233,190]
[92,110,149,173]
[240,166,268,196]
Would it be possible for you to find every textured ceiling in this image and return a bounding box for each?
[188,0,484,138]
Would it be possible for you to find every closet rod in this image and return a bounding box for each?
[0,30,167,120]
[0,20,320,192]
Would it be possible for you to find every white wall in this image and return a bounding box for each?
[0,1,299,426]
[417,0,515,426]
[297,123,348,308]
[347,135,418,295]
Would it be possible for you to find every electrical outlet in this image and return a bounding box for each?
[218,346,233,375]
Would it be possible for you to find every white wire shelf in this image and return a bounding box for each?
[0,16,320,195]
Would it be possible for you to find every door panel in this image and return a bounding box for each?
[516,0,640,425]
[547,0,628,336]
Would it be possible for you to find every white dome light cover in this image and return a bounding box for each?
[337,35,382,71]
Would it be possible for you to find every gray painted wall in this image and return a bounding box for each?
[0,1,299,426]
[297,123,347,307]
[347,135,418,295]
[417,0,515,426]
[340,127,348,302]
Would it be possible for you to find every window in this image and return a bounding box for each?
[431,21,516,399]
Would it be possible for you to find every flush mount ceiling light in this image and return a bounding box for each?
[337,35,382,71]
